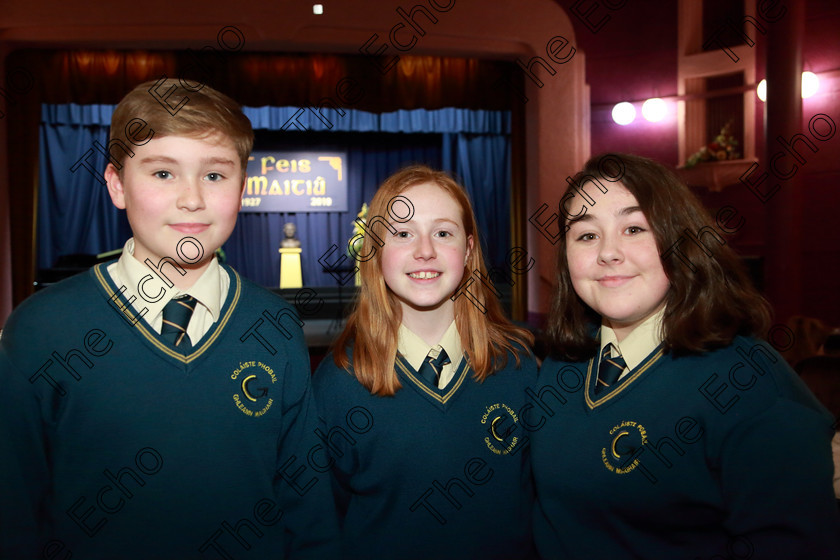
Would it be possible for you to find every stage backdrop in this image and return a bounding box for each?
[38,104,511,287]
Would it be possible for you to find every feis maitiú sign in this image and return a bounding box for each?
[241,151,348,212]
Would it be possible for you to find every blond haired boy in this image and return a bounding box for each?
[0,80,337,558]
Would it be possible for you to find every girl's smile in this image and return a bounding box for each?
[380,181,473,331]
[565,182,670,342]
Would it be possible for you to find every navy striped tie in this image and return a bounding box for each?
[596,343,625,394]
[418,347,451,387]
[161,296,196,353]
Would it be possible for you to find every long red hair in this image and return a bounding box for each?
[333,165,533,396]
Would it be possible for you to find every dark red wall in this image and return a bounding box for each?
[563,0,840,326]
[566,1,679,166]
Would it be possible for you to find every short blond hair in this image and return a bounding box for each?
[109,79,253,176]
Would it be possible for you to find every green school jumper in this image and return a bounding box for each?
[313,347,538,559]
[531,337,840,559]
[0,263,338,559]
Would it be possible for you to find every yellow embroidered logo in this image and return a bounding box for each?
[230,361,277,417]
[481,402,520,455]
[602,420,648,474]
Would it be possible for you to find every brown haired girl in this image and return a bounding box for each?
[531,153,840,558]
[313,165,536,559]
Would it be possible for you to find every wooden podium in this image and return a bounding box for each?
[279,247,302,289]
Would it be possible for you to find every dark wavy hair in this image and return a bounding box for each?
[547,153,771,361]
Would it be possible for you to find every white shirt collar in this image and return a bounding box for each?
[600,306,666,372]
[398,320,463,386]
[109,237,223,327]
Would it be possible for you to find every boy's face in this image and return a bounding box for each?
[105,134,244,270]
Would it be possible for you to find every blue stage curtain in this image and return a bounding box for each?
[37,104,131,269]
[454,133,511,270]
[38,104,510,287]
[242,106,509,135]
